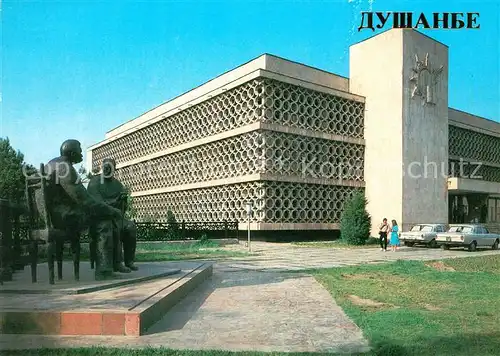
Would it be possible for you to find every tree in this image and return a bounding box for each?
[124,189,137,220]
[340,190,371,245]
[76,166,94,185]
[166,209,180,240]
[0,138,36,203]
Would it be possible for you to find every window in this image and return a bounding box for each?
[421,225,433,232]
[462,226,473,234]
[411,225,421,232]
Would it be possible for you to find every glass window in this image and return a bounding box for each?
[497,199,500,222]
[421,225,433,232]
[462,226,473,234]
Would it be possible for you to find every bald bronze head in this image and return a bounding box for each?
[60,139,83,164]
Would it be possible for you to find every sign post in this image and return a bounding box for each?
[245,201,253,252]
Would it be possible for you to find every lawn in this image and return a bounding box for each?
[0,349,361,356]
[44,239,249,262]
[292,237,380,249]
[313,254,500,356]
[132,240,249,261]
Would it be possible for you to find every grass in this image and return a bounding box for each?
[312,254,500,355]
[0,349,366,356]
[292,237,380,249]
[40,239,249,263]
[132,240,249,261]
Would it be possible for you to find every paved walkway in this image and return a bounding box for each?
[1,242,498,353]
[219,241,500,271]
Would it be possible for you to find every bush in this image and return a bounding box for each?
[165,209,181,240]
[340,191,371,245]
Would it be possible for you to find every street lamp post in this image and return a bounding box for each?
[245,201,253,252]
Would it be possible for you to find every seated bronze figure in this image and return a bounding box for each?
[33,139,122,283]
[87,158,138,280]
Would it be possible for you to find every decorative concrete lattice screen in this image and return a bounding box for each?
[92,77,366,226]
[448,125,500,182]
[132,181,361,223]
[116,130,365,192]
[92,78,364,170]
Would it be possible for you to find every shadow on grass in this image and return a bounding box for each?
[2,333,500,355]
[370,333,500,356]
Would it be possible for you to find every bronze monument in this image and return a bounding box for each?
[87,158,138,279]
[45,140,123,281]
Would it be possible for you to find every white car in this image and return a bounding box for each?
[400,223,447,248]
[436,224,500,252]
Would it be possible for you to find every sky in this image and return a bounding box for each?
[1,0,499,169]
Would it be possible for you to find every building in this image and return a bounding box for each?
[87,29,500,237]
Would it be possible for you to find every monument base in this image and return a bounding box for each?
[0,261,212,336]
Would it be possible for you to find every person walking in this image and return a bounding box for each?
[390,219,400,252]
[378,218,390,251]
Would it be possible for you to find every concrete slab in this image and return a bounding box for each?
[0,261,213,336]
[0,262,181,295]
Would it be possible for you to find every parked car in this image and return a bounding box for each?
[435,224,500,251]
[400,223,447,248]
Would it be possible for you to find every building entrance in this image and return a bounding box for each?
[449,194,489,224]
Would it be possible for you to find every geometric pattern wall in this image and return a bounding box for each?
[91,76,366,227]
[115,130,365,192]
[448,125,500,183]
[132,181,361,224]
[92,78,365,170]
[259,79,365,137]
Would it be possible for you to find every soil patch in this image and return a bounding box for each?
[341,273,375,280]
[347,294,397,309]
[425,261,456,272]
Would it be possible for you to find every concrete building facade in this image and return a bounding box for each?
[87,29,500,236]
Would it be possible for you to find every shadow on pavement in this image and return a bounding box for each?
[145,269,307,335]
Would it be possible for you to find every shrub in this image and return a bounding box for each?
[199,233,209,243]
[165,209,181,240]
[340,191,371,245]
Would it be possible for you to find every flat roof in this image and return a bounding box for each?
[448,108,500,137]
[99,53,351,142]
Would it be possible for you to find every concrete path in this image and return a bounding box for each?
[1,242,498,353]
[219,241,500,271]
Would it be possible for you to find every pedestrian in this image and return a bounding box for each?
[378,218,390,251]
[390,219,400,252]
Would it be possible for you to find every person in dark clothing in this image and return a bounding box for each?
[87,158,138,279]
[378,218,390,251]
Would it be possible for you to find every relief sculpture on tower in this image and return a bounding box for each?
[409,53,444,105]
